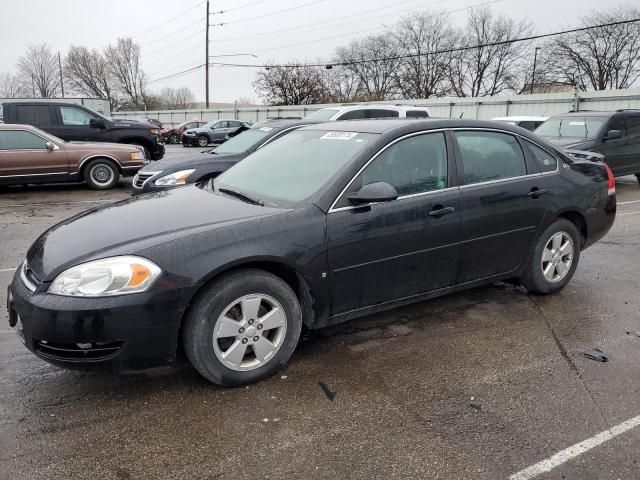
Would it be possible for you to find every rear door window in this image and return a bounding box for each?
[454,131,527,185]
[14,105,53,127]
[0,130,48,150]
[406,110,429,118]
[365,109,399,118]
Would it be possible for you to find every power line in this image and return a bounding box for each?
[234,0,497,55]
[133,1,205,38]
[210,17,640,69]
[143,28,205,57]
[210,0,271,15]
[213,0,447,42]
[139,20,203,49]
[146,64,205,84]
[211,0,328,26]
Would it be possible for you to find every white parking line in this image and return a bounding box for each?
[0,199,113,208]
[618,211,640,217]
[0,268,16,273]
[510,414,640,480]
[618,200,640,205]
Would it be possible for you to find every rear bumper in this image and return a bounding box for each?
[584,194,616,249]
[8,270,191,372]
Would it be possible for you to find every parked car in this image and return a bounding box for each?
[8,119,616,386]
[1,102,165,160]
[0,123,145,189]
[534,110,640,181]
[492,116,549,131]
[182,120,251,147]
[161,120,208,144]
[306,104,430,121]
[132,118,319,195]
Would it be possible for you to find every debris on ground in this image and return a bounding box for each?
[318,381,336,401]
[583,349,608,362]
[626,331,640,338]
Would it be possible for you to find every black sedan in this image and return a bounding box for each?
[8,119,616,386]
[132,118,319,195]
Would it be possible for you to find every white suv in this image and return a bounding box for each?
[306,104,430,121]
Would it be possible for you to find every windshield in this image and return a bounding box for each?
[213,127,275,154]
[305,108,339,121]
[535,117,606,139]
[215,129,377,205]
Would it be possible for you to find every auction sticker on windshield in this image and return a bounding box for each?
[259,127,274,132]
[321,132,358,140]
[569,121,586,126]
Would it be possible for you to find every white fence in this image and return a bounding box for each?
[112,88,640,127]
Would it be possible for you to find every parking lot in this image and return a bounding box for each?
[1,145,639,479]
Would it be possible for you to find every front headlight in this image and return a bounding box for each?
[154,169,196,186]
[150,128,160,135]
[130,151,145,160]
[49,256,161,297]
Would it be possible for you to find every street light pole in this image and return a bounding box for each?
[205,0,210,109]
[531,47,541,95]
[58,51,65,98]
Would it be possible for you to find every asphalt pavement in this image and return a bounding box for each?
[1,146,640,479]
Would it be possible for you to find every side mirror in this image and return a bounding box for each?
[604,129,622,140]
[89,118,106,129]
[348,182,398,205]
[45,141,57,151]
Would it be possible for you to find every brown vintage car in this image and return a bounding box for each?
[0,124,146,190]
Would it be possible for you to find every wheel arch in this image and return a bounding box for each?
[78,155,123,179]
[177,258,317,349]
[556,210,588,247]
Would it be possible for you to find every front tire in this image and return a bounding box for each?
[183,269,302,386]
[84,158,120,190]
[197,135,209,147]
[169,133,179,144]
[520,219,581,294]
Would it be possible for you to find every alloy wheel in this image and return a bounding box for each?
[212,294,287,371]
[541,231,574,283]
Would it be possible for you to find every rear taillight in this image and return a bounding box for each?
[604,163,615,196]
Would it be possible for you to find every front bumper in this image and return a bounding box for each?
[8,270,192,372]
[181,134,198,146]
[150,142,165,160]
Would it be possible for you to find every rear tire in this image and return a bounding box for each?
[520,219,581,294]
[84,158,119,190]
[183,269,302,387]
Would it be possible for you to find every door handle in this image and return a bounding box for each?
[427,206,456,217]
[528,188,549,198]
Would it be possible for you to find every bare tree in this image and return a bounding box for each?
[64,46,118,109]
[253,62,327,105]
[391,11,457,99]
[548,7,640,90]
[0,72,27,98]
[323,66,362,103]
[336,33,401,100]
[448,7,533,97]
[105,38,146,106]
[16,44,61,97]
[234,96,256,105]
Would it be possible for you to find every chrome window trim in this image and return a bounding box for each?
[328,127,560,213]
[328,129,449,213]
[330,186,459,213]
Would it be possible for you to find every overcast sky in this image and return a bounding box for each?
[0,0,620,103]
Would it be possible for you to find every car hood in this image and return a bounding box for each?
[184,127,208,135]
[26,186,285,280]
[540,136,593,149]
[140,152,244,174]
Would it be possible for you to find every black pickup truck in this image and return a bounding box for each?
[1,101,165,160]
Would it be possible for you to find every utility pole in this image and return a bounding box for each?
[58,51,65,98]
[530,47,541,95]
[205,0,210,108]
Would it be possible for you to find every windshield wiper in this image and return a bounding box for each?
[218,188,264,206]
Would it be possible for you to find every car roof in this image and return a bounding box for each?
[492,116,549,121]
[251,118,323,129]
[551,111,616,118]
[316,104,430,112]
[0,123,38,131]
[298,118,530,135]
